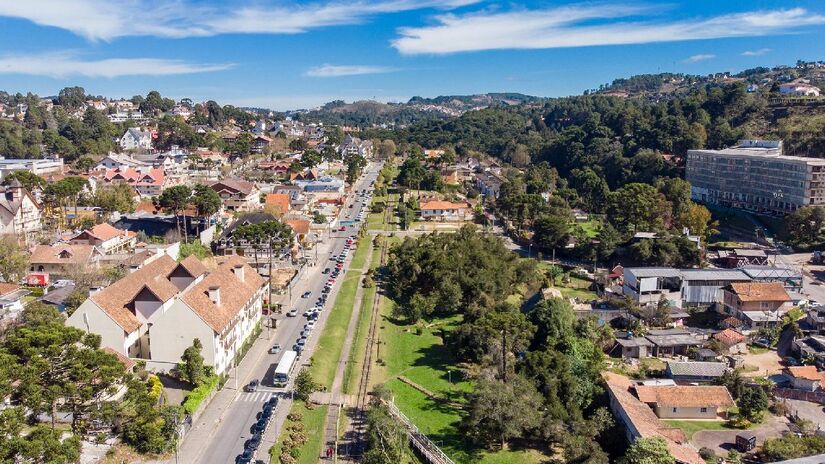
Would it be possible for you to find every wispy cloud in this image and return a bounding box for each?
[392,6,825,54]
[0,51,232,78]
[683,54,715,63]
[0,0,480,41]
[305,64,398,77]
[742,48,772,56]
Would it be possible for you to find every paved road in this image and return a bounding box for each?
[176,163,382,464]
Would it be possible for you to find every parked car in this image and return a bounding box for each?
[287,308,298,317]
[244,380,259,392]
[322,268,331,274]
[301,291,312,299]
[305,321,317,330]
[268,344,282,354]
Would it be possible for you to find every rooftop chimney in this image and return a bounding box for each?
[89,286,103,296]
[232,264,245,283]
[208,286,221,306]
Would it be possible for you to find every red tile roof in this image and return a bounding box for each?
[727,282,791,302]
[634,385,735,408]
[713,328,747,347]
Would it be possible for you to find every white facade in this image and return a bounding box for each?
[120,128,153,151]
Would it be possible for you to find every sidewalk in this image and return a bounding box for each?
[170,312,281,462]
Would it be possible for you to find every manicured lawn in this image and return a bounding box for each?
[558,275,598,300]
[269,401,328,464]
[343,282,377,394]
[578,219,601,238]
[662,420,732,439]
[308,271,360,389]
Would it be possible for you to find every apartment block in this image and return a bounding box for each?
[686,140,825,215]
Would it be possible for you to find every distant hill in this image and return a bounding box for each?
[292,93,544,128]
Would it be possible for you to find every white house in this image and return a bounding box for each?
[779,82,822,97]
[68,223,137,255]
[0,181,42,241]
[66,255,267,375]
[120,128,153,151]
[419,200,472,221]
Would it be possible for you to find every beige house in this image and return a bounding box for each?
[0,181,41,241]
[66,255,267,376]
[723,282,793,329]
[211,179,261,212]
[68,223,137,255]
[634,385,735,419]
[29,244,102,277]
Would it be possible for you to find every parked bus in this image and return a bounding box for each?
[273,350,298,387]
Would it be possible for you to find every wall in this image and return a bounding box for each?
[66,300,129,355]
[654,405,720,420]
[149,300,216,370]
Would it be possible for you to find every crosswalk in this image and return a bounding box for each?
[236,391,280,403]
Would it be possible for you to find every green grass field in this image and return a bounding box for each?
[308,271,360,389]
[269,401,328,464]
[578,219,601,238]
[662,420,732,439]
[374,295,548,463]
[343,282,377,394]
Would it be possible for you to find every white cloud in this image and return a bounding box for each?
[392,6,825,54]
[742,48,772,56]
[305,64,397,77]
[683,54,716,63]
[0,0,479,40]
[0,52,233,78]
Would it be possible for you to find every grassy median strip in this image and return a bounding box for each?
[342,281,377,395]
[349,236,371,270]
[269,402,328,464]
[308,271,360,389]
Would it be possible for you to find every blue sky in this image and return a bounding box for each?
[1,0,825,110]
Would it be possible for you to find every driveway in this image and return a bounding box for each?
[784,399,825,431]
[691,415,789,456]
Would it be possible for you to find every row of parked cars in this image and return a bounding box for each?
[235,396,278,463]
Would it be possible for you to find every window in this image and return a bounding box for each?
[672,407,677,413]
[700,407,708,413]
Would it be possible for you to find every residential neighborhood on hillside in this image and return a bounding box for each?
[7,3,825,462]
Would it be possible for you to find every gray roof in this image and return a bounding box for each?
[667,361,728,378]
[645,332,703,347]
[741,266,801,280]
[680,269,750,281]
[615,337,654,348]
[766,453,825,464]
[626,267,682,278]
[733,248,767,257]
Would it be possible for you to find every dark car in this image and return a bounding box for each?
[301,291,311,298]
[245,435,261,450]
[322,268,330,274]
[267,397,278,407]
[244,380,259,392]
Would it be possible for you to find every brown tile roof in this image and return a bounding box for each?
[727,282,791,302]
[87,223,136,241]
[90,255,181,333]
[30,244,99,265]
[178,255,208,278]
[713,328,747,347]
[603,372,704,464]
[265,193,291,214]
[180,256,265,333]
[787,366,825,382]
[283,218,310,235]
[0,282,19,296]
[103,347,136,371]
[211,179,257,196]
[634,385,735,408]
[420,200,470,211]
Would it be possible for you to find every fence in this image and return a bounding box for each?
[774,387,825,404]
[386,400,455,464]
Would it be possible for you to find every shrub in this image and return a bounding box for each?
[287,411,303,422]
[181,375,219,414]
[698,447,715,460]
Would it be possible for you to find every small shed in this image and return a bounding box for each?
[736,431,757,452]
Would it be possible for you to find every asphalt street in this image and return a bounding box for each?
[191,162,382,464]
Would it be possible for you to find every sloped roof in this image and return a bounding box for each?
[603,372,704,464]
[727,282,791,302]
[0,282,19,297]
[211,179,257,196]
[90,255,181,333]
[180,256,265,333]
[787,366,825,382]
[84,223,136,241]
[265,193,290,214]
[713,328,747,347]
[634,385,734,408]
[283,218,310,235]
[420,200,470,211]
[667,361,728,378]
[30,244,99,265]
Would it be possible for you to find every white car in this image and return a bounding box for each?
[305,321,317,330]
[286,308,299,317]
